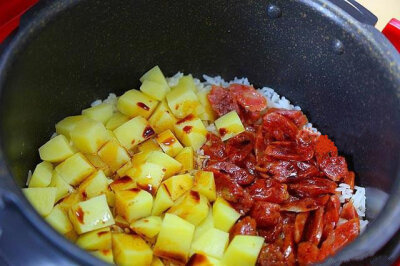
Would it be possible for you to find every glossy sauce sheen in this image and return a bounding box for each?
[142,126,155,138]
[137,102,150,111]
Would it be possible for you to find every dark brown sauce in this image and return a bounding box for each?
[143,126,155,139]
[101,249,111,255]
[190,191,200,202]
[81,191,87,200]
[97,231,108,237]
[75,207,85,224]
[177,114,194,125]
[138,184,155,195]
[137,102,150,111]
[187,253,208,266]
[112,176,132,184]
[129,188,141,193]
[162,137,176,146]
[163,183,172,197]
[155,249,187,264]
[219,128,228,137]
[183,126,193,134]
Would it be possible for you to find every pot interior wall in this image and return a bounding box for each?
[1,0,399,222]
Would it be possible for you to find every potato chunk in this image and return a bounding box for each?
[76,227,111,250]
[113,233,153,266]
[29,161,53,188]
[113,116,155,150]
[126,162,165,195]
[50,172,73,202]
[117,89,158,119]
[69,194,114,234]
[23,187,56,216]
[192,171,216,202]
[45,204,73,235]
[148,100,178,134]
[193,209,214,241]
[191,228,229,259]
[162,174,193,201]
[214,111,245,141]
[55,153,95,186]
[175,147,194,173]
[154,214,195,264]
[173,75,197,93]
[197,89,216,122]
[140,66,170,89]
[174,115,207,151]
[39,135,75,163]
[115,189,153,223]
[138,138,162,153]
[151,184,174,216]
[168,191,209,226]
[78,170,110,200]
[156,129,183,157]
[146,151,182,178]
[130,216,162,239]
[90,249,114,264]
[140,80,170,101]
[57,191,83,212]
[55,115,88,138]
[213,197,240,232]
[221,235,264,266]
[188,253,220,266]
[82,103,113,124]
[109,176,137,192]
[85,154,112,177]
[70,118,110,154]
[105,112,129,131]
[97,140,130,172]
[151,256,165,266]
[166,84,202,119]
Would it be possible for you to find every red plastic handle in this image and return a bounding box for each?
[383,18,400,53]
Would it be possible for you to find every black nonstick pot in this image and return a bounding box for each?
[0,0,399,265]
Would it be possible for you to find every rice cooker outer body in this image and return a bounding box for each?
[0,0,399,265]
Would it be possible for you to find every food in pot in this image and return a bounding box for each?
[23,66,368,265]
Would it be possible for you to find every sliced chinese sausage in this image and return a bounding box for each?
[297,242,320,266]
[201,133,226,161]
[305,207,324,246]
[263,112,299,141]
[288,177,337,198]
[280,195,329,212]
[265,141,314,161]
[343,171,355,189]
[294,212,310,243]
[229,84,267,112]
[340,201,358,220]
[322,195,340,240]
[207,161,255,185]
[258,220,283,243]
[314,134,338,163]
[213,170,243,203]
[319,155,349,182]
[250,201,281,227]
[262,161,298,183]
[247,178,289,203]
[296,161,321,179]
[281,222,296,266]
[257,244,287,266]
[225,131,255,164]
[266,108,308,128]
[207,85,239,117]
[231,189,254,215]
[229,216,257,241]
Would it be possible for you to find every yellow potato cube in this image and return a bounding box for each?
[126,162,165,195]
[76,227,111,250]
[156,129,183,157]
[212,197,240,232]
[146,151,182,178]
[115,215,130,230]
[174,116,207,151]
[90,249,114,264]
[82,103,113,125]
[23,187,56,216]
[69,194,114,234]
[57,191,83,212]
[140,66,170,89]
[214,111,245,141]
[45,204,73,235]
[166,84,202,119]
[193,209,214,241]
[116,160,133,177]
[162,174,193,201]
[105,188,115,208]
[193,171,216,202]
[138,138,161,153]
[154,214,195,264]
[148,100,178,134]
[85,154,112,177]
[175,147,194,173]
[151,256,165,266]
[39,135,75,163]
[114,116,155,150]
[197,90,216,122]
[151,184,174,216]
[105,112,130,131]
[221,235,264,266]
[97,140,130,172]
[70,118,110,154]
[29,161,53,188]
[173,74,197,93]
[50,172,74,202]
[191,228,229,259]
[55,115,89,138]
[109,176,137,192]
[140,80,170,101]
[130,216,162,239]
[55,153,95,186]
[188,253,220,266]
[113,233,153,266]
[78,170,110,200]
[131,151,151,167]
[168,191,209,226]
[65,230,79,242]
[117,89,158,119]
[115,189,153,222]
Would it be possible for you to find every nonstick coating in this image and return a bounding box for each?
[0,0,399,265]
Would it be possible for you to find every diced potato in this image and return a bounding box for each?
[106,112,130,131]
[39,135,75,163]
[166,84,202,119]
[214,111,245,141]
[154,214,195,264]
[90,249,114,264]
[175,147,194,173]
[126,162,165,195]
[190,228,229,259]
[113,233,153,266]
[168,191,209,226]
[162,174,193,201]
[148,100,178,134]
[116,160,133,177]
[85,154,112,177]
[45,204,73,235]
[115,215,130,230]
[57,191,83,212]
[151,184,174,216]
[117,89,159,119]
[156,129,183,157]
[221,235,264,266]
[140,80,170,101]
[146,151,182,178]
[109,176,137,192]
[50,171,74,202]
[55,153,95,186]
[29,161,53,188]
[131,151,151,167]
[193,209,214,241]
[130,216,162,239]
[65,229,79,242]
[76,227,111,250]
[82,103,113,125]
[55,115,89,138]
[114,116,155,150]
[197,90,216,122]
[97,140,130,172]
[174,116,207,151]
[23,187,56,216]
[212,197,240,232]
[140,65,170,89]
[138,138,161,153]
[70,118,110,154]
[69,194,114,234]
[188,253,220,266]
[173,74,197,93]
[115,189,153,223]
[78,170,110,200]
[105,187,115,207]
[151,256,165,266]
[193,171,216,202]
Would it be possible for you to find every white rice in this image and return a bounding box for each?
[26,170,32,186]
